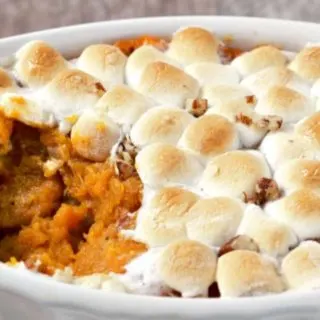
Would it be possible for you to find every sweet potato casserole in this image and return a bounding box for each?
[1,26,320,298]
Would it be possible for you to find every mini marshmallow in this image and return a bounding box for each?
[157,239,217,297]
[14,40,67,88]
[282,241,320,290]
[77,44,127,88]
[289,47,320,81]
[201,84,255,108]
[295,112,320,146]
[95,84,151,126]
[185,197,244,246]
[0,93,56,128]
[125,45,178,89]
[71,109,120,162]
[136,187,199,247]
[275,159,320,194]
[266,188,320,239]
[37,69,105,121]
[0,68,15,95]
[241,66,310,97]
[231,45,287,77]
[238,204,298,257]
[199,150,271,199]
[178,114,240,161]
[130,106,194,147]
[135,143,203,189]
[137,62,199,107]
[166,26,220,66]
[185,62,239,86]
[217,250,285,297]
[255,86,313,123]
[259,131,319,171]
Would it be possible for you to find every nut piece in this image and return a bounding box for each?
[245,95,257,105]
[218,235,260,257]
[254,115,283,132]
[114,135,139,180]
[235,113,253,126]
[236,113,283,132]
[243,177,281,205]
[185,98,208,117]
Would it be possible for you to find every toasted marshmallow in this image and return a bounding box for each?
[38,69,105,121]
[199,150,271,198]
[157,240,217,297]
[178,114,240,161]
[201,84,254,108]
[255,86,313,123]
[136,187,199,247]
[135,143,203,188]
[77,44,127,88]
[130,106,193,147]
[266,188,320,239]
[95,84,151,126]
[0,68,15,95]
[259,131,319,171]
[238,205,298,257]
[295,112,320,146]
[137,62,199,107]
[0,93,56,128]
[185,197,244,246]
[231,46,287,77]
[289,47,320,81]
[71,109,120,162]
[282,241,320,290]
[275,159,320,194]
[166,26,220,66]
[241,66,310,97]
[125,45,178,88]
[185,62,239,86]
[217,250,285,297]
[14,40,67,88]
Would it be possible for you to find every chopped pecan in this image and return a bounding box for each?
[235,113,253,126]
[243,178,281,205]
[245,95,257,105]
[185,99,208,117]
[236,113,283,133]
[218,235,260,258]
[255,177,281,205]
[113,135,139,180]
[114,160,137,181]
[254,115,283,132]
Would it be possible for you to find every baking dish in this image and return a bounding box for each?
[1,16,320,320]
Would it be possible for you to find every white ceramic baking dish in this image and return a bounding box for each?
[1,16,320,320]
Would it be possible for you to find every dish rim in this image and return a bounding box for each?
[1,15,320,317]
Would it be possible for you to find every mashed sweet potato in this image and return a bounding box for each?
[0,122,146,276]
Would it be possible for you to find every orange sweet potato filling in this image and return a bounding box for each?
[0,122,146,276]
